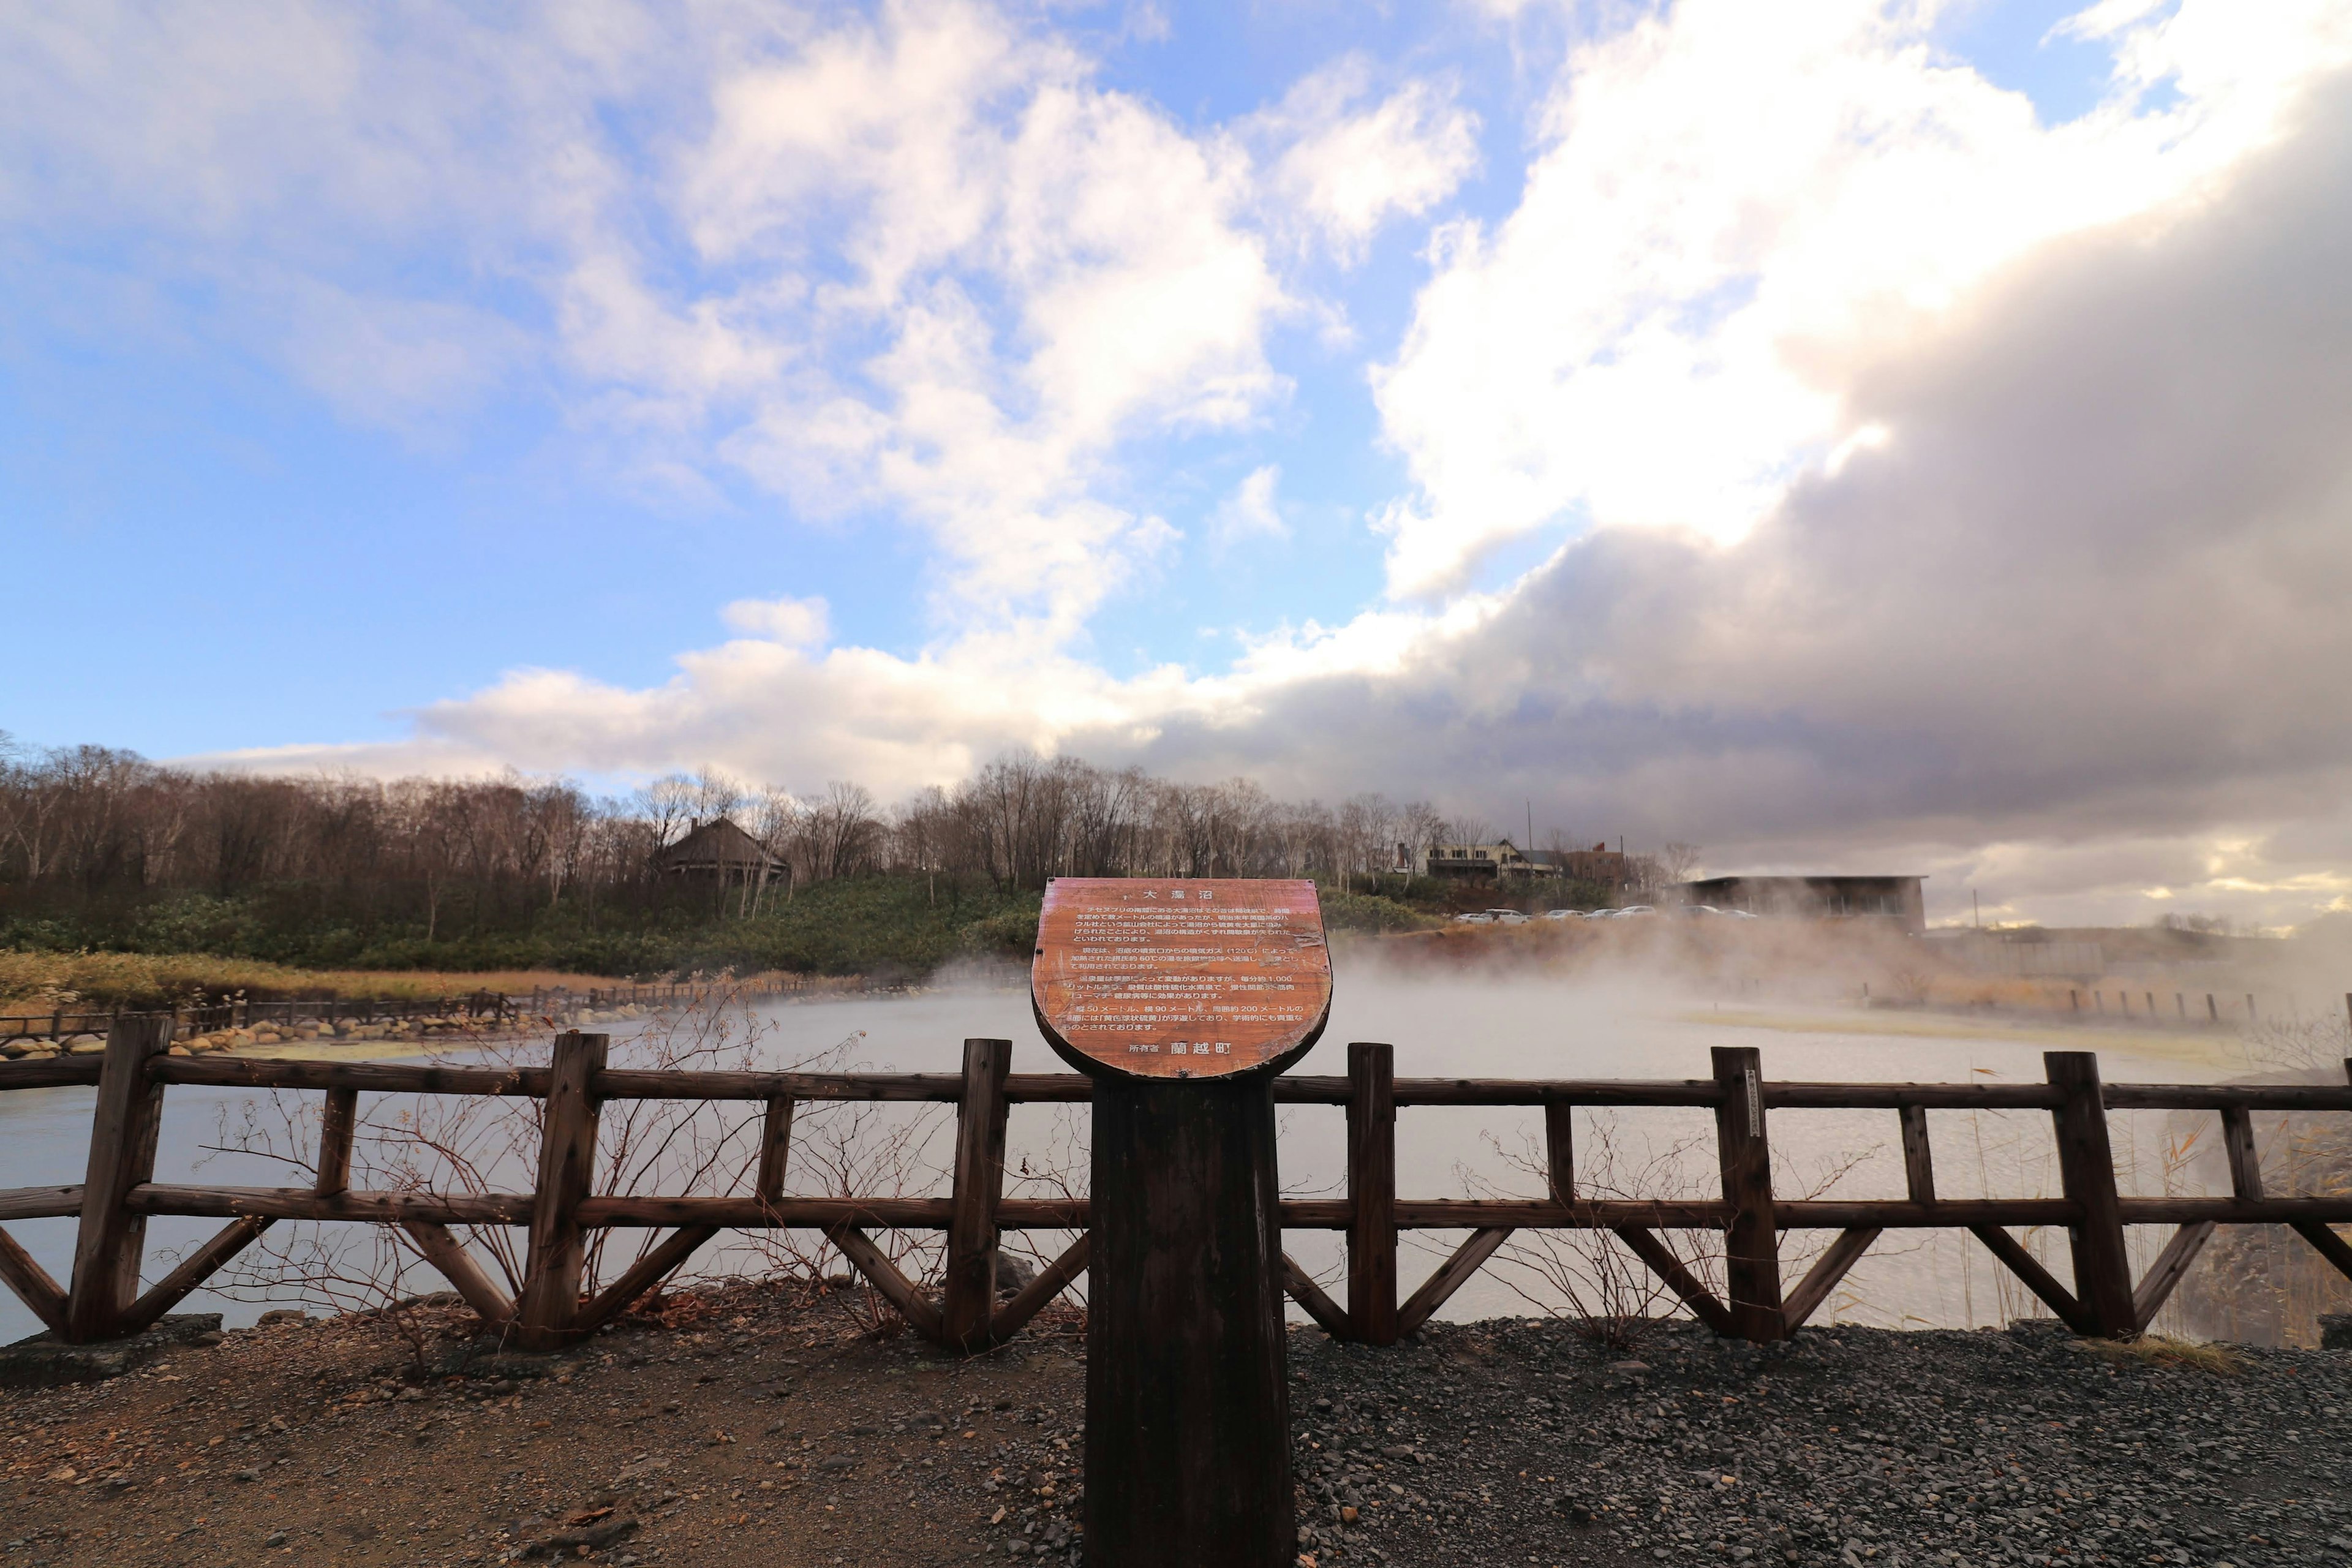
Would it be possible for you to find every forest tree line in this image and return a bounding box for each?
[0,736,1654,974]
[0,739,1534,901]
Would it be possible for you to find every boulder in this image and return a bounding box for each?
[996,1253,1039,1295]
[0,1314,224,1390]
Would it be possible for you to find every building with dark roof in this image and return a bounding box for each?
[651,818,786,886]
[1678,875,1926,936]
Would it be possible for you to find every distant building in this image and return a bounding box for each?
[1404,839,1630,890]
[1527,844,1632,890]
[652,818,786,886]
[1679,875,1926,936]
[1419,840,1535,877]
[1923,930,2104,979]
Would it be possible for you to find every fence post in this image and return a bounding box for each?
[1545,1098,1575,1205]
[66,1015,175,1342]
[756,1095,796,1206]
[2045,1051,2135,1337]
[1898,1104,1936,1203]
[1347,1042,1398,1344]
[316,1088,359,1196]
[516,1030,606,1351]
[941,1038,1012,1349]
[1711,1045,1784,1340]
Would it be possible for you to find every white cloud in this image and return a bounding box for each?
[663,0,1289,634]
[1368,0,2352,597]
[1208,465,1287,550]
[1255,58,1480,263]
[720,595,831,647]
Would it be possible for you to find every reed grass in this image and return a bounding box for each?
[2066,1335,2245,1374]
[0,949,633,1009]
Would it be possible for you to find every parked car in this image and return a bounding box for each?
[1487,909,1531,925]
[1679,903,1723,917]
[1453,911,1496,924]
[1539,908,1585,921]
[1613,904,1659,919]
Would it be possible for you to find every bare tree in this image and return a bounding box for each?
[635,774,698,849]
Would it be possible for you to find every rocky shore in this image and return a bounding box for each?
[4,1283,2348,1567]
[0,1003,654,1061]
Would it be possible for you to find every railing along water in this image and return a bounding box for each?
[4,1025,2351,1352]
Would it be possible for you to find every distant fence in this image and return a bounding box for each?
[0,979,804,1050]
[6,1025,2352,1354]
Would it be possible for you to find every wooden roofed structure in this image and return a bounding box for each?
[650,818,785,886]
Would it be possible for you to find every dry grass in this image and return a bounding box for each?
[0,949,632,1009]
[2067,1334,2246,1374]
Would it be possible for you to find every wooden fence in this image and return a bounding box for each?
[4,1027,2351,1354]
[0,979,802,1049]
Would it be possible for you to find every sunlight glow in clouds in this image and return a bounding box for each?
[1371,0,2352,596]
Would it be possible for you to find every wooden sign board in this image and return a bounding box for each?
[1031,878,1332,1080]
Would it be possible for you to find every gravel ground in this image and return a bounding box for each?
[1295,1316,2352,1568]
[6,1286,2349,1567]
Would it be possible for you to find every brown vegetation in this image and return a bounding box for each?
[0,951,628,1011]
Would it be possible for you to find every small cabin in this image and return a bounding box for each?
[651,818,786,886]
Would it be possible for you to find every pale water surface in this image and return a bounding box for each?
[0,965,2258,1345]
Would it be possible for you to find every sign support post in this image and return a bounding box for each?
[1085,1074,1292,1565]
[1031,878,1332,1568]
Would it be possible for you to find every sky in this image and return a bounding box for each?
[5,0,2351,931]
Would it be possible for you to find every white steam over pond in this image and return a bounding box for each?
[0,957,2284,1346]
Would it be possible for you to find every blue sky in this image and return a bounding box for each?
[6,0,2352,928]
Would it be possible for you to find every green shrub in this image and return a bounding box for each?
[1317,891,1441,932]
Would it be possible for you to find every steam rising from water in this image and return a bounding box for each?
[2,925,2341,1343]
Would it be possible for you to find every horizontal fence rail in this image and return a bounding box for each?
[3,1022,2350,1352]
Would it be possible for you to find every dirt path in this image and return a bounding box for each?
[4,1283,1089,1567]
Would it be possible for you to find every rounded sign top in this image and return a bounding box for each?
[1031,878,1332,1080]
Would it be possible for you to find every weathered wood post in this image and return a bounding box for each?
[1033,878,1332,1568]
[1898,1104,1935,1203]
[756,1094,796,1207]
[1545,1097,1576,1205]
[315,1087,359,1196]
[2045,1051,2135,1338]
[1711,1045,1784,1340]
[515,1030,606,1351]
[941,1038,1012,1350]
[1346,1041,1398,1345]
[67,1014,175,1342]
